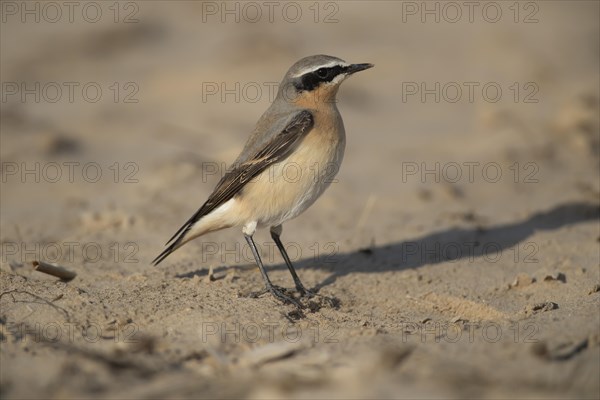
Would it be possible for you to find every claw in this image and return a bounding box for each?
[248,285,304,308]
[268,285,304,308]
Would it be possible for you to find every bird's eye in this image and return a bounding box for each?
[316,68,328,79]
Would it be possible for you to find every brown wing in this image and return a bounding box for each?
[152,110,314,265]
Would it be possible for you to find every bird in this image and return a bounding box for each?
[152,55,373,307]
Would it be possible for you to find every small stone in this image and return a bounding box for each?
[530,342,549,358]
[510,273,536,288]
[529,302,559,314]
[543,273,566,283]
[588,284,600,295]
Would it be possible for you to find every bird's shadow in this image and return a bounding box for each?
[176,202,599,291]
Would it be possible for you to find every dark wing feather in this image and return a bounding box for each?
[152,110,314,266]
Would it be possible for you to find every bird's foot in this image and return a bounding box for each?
[295,284,315,298]
[249,285,304,309]
[295,285,339,309]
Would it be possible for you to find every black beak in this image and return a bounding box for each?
[346,63,374,74]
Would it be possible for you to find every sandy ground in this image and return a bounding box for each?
[1,1,599,399]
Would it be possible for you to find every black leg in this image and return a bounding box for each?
[244,233,303,308]
[270,226,313,297]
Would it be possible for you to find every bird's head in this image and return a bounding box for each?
[277,55,373,107]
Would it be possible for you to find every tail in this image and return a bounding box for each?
[152,240,181,266]
[151,206,208,266]
[152,198,237,266]
[151,224,192,266]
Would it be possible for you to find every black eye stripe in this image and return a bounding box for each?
[315,65,347,80]
[294,65,348,92]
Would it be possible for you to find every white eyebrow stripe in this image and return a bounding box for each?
[292,61,350,78]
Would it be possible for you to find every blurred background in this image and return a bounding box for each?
[2,1,598,242]
[1,1,599,399]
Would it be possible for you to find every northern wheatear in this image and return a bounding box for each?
[153,55,373,307]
